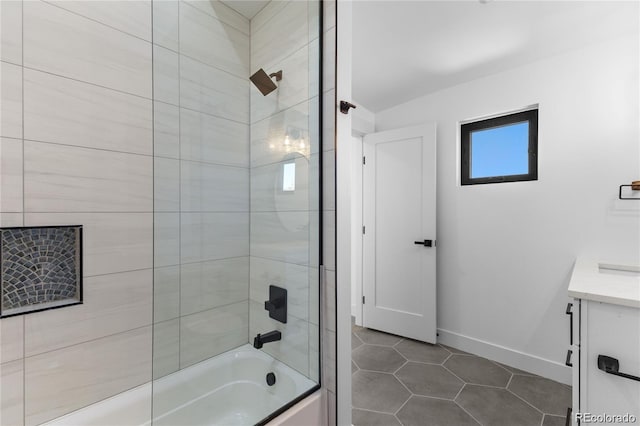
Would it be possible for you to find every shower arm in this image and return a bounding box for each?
[269,70,283,81]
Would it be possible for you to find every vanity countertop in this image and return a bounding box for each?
[568,257,640,308]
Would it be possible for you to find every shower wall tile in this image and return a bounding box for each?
[48,0,152,41]
[250,0,289,37]
[323,28,336,93]
[180,161,249,212]
[0,1,22,64]
[24,69,153,155]
[0,61,23,139]
[179,301,248,368]
[322,150,336,210]
[324,270,336,332]
[154,157,180,212]
[0,213,23,228]
[24,141,153,212]
[25,326,152,426]
[183,0,250,35]
[250,211,310,266]
[308,0,320,42]
[251,157,310,212]
[154,266,180,323]
[154,102,180,159]
[153,318,180,379]
[323,0,336,31]
[24,269,153,357]
[26,213,153,276]
[322,209,336,270]
[153,0,179,51]
[0,316,24,362]
[0,359,23,426]
[249,300,309,376]
[179,2,249,78]
[309,211,320,268]
[0,137,23,213]
[180,257,249,316]
[309,38,320,99]
[249,257,309,321]
[308,266,320,326]
[250,101,310,167]
[309,95,320,155]
[154,213,180,267]
[251,46,309,123]
[324,330,336,393]
[153,45,180,106]
[180,108,249,167]
[251,0,308,71]
[323,89,336,151]
[23,0,152,98]
[180,212,249,263]
[180,55,249,123]
[309,323,319,382]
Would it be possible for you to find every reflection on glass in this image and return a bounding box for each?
[283,163,296,192]
[152,0,321,424]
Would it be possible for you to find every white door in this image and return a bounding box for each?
[362,124,437,343]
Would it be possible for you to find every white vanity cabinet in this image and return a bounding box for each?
[568,258,640,426]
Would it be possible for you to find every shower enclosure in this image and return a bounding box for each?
[150,0,322,423]
[0,0,323,424]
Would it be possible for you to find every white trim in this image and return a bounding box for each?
[437,328,572,385]
[459,103,539,125]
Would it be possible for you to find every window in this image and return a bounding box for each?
[461,109,538,185]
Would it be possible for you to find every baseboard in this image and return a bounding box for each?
[437,328,572,385]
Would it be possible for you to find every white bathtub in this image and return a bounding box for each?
[44,345,317,426]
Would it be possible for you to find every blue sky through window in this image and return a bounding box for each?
[470,122,529,178]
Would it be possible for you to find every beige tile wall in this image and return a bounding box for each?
[248,0,327,387]
[0,1,333,424]
[150,0,251,388]
[0,1,154,424]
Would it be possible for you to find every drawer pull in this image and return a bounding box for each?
[565,303,573,345]
[565,349,573,367]
[597,355,640,382]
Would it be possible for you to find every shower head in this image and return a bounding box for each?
[250,68,282,96]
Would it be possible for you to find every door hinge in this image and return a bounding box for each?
[362,226,366,234]
[362,296,365,304]
[362,156,366,165]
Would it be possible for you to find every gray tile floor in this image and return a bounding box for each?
[352,324,571,426]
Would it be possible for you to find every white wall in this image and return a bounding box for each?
[375,34,640,383]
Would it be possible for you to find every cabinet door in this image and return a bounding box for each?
[582,301,640,420]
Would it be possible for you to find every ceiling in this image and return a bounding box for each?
[353,1,639,112]
[220,0,269,19]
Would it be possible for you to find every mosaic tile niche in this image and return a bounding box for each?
[1,226,82,317]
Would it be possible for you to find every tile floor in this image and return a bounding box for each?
[351,324,572,426]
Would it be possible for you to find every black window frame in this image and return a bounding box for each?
[461,109,538,185]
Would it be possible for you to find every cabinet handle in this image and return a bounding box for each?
[565,349,573,367]
[565,407,572,426]
[597,355,640,382]
[565,303,573,345]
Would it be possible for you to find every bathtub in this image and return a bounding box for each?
[44,345,317,426]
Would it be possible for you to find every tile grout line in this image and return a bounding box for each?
[22,0,26,421]
[177,0,182,372]
[150,1,156,412]
[505,387,546,416]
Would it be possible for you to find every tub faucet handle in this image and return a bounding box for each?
[264,285,287,324]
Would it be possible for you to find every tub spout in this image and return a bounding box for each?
[253,330,281,349]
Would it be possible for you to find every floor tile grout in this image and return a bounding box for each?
[352,326,571,426]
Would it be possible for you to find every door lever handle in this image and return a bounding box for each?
[414,240,433,247]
